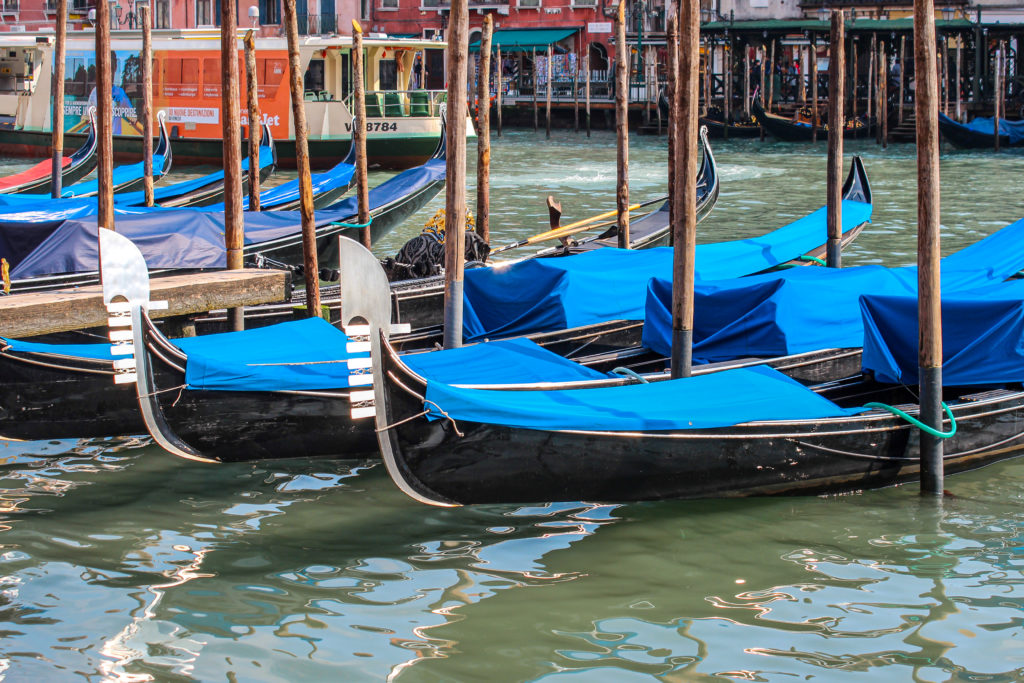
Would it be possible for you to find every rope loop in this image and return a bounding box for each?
[864,401,958,438]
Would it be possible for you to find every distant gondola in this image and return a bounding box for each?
[0,107,98,195]
[937,112,1024,149]
[752,100,873,142]
[658,92,760,139]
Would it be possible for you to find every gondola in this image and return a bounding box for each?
[0,110,173,204]
[937,112,1024,149]
[0,108,98,195]
[752,101,873,142]
[659,91,761,139]
[0,151,861,444]
[371,279,1024,506]
[3,121,446,294]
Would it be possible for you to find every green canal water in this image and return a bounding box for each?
[2,133,1024,680]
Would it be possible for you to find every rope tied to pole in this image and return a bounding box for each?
[329,216,374,229]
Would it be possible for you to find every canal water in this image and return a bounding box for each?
[2,132,1024,680]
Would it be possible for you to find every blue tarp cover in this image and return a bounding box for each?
[403,337,611,385]
[861,280,1024,386]
[6,156,446,278]
[178,317,367,391]
[941,112,1024,145]
[642,216,1024,362]
[61,155,168,198]
[1,336,116,360]
[423,364,864,432]
[462,199,872,342]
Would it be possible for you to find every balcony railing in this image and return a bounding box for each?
[297,12,338,35]
[625,8,667,34]
[421,0,509,7]
[1,0,19,12]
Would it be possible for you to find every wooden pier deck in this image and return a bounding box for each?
[0,269,289,339]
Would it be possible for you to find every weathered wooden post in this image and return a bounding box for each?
[799,43,807,104]
[220,0,244,330]
[615,0,630,249]
[670,0,698,379]
[442,0,468,349]
[759,43,766,108]
[994,41,1004,152]
[850,36,857,123]
[743,43,750,116]
[50,0,66,199]
[96,0,113,232]
[880,40,888,148]
[827,9,844,268]
[496,46,503,137]
[723,38,732,135]
[545,44,552,139]
[476,15,492,243]
[284,0,319,316]
[941,36,949,115]
[532,47,539,132]
[868,33,876,126]
[767,38,776,111]
[244,30,261,211]
[352,22,370,247]
[585,54,591,137]
[812,33,819,142]
[914,0,944,495]
[140,1,154,207]
[573,53,579,133]
[898,35,906,124]
[955,38,962,121]
[667,15,677,233]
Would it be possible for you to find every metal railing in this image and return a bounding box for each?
[297,12,336,35]
[342,89,447,118]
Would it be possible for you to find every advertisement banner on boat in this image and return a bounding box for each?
[59,48,292,141]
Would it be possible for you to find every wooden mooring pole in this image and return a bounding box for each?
[585,54,591,138]
[476,15,492,243]
[826,9,844,269]
[352,23,370,248]
[955,39,962,121]
[666,15,677,234]
[496,46,502,137]
[545,44,552,139]
[723,39,731,138]
[767,39,775,112]
[221,0,244,330]
[811,33,819,142]
[96,0,113,232]
[799,44,807,105]
[868,34,876,128]
[880,40,888,149]
[743,44,750,116]
[573,53,579,133]
[442,0,468,349]
[898,35,906,125]
[50,0,66,199]
[914,0,944,495]
[532,47,538,132]
[245,30,261,211]
[284,0,319,317]
[994,41,1004,153]
[140,2,154,207]
[670,0,698,380]
[615,0,630,249]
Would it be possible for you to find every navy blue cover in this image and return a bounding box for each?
[861,280,1024,386]
[462,199,872,341]
[642,216,1024,362]
[403,337,611,385]
[7,157,446,279]
[940,112,1024,145]
[423,365,864,432]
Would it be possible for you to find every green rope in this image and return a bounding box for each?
[798,254,827,266]
[330,216,373,229]
[864,401,958,438]
[611,367,649,384]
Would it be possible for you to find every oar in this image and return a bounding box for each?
[491,195,666,255]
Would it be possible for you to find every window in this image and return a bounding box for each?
[381,0,398,7]
[378,59,397,91]
[196,0,212,24]
[518,0,540,7]
[154,0,170,28]
[163,57,199,97]
[259,0,280,24]
[64,56,88,97]
[202,57,219,98]
[571,0,596,6]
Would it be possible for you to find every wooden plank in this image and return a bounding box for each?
[0,270,289,338]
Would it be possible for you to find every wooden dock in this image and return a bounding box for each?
[0,269,289,339]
